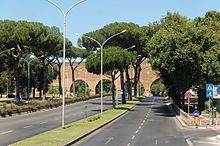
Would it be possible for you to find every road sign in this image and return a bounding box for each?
[184,91,192,99]
[193,110,200,117]
[206,84,214,98]
[217,86,220,95]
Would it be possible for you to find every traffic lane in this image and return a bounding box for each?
[75,97,156,146]
[132,98,188,146]
[0,96,112,130]
[0,96,113,146]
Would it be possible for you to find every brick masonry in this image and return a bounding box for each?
[53,61,159,96]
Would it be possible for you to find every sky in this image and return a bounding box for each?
[1,0,220,46]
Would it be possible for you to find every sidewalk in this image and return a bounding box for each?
[169,101,220,130]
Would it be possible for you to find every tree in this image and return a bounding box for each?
[148,12,199,106]
[86,47,135,107]
[0,20,50,100]
[66,47,91,96]
[79,22,144,99]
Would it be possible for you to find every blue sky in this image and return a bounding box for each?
[1,0,220,46]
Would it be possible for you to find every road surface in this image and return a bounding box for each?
[75,96,220,146]
[0,96,114,146]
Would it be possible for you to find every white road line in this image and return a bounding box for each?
[186,138,194,146]
[104,137,114,145]
[143,120,145,122]
[155,139,158,145]
[0,130,13,135]
[127,143,130,146]
[132,135,135,140]
[141,123,143,126]
[136,130,139,134]
[40,121,48,124]
[24,125,32,129]
[139,126,142,129]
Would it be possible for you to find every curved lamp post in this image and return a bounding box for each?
[75,30,127,114]
[46,0,87,128]
[21,58,39,99]
[0,48,15,55]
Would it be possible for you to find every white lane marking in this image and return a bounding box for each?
[139,126,142,129]
[105,137,114,145]
[40,121,48,124]
[127,143,130,146]
[24,125,32,129]
[136,130,139,134]
[0,130,13,135]
[193,140,220,145]
[186,138,194,146]
[132,135,135,140]
[155,139,158,145]
[143,120,145,122]
[141,123,143,126]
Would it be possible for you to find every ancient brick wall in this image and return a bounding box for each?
[53,61,159,96]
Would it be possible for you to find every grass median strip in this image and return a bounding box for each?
[12,101,138,146]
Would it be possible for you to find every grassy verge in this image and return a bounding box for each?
[12,101,138,146]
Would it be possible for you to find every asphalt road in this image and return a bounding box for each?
[75,96,220,146]
[0,96,114,146]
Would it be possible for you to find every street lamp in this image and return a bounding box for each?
[75,30,127,114]
[21,58,39,99]
[0,48,15,55]
[46,0,87,128]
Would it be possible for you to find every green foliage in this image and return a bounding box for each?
[75,80,89,97]
[151,79,167,96]
[86,47,135,74]
[95,79,111,94]
[48,85,60,95]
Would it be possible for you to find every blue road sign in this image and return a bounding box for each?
[206,84,214,98]
[217,86,220,95]
[193,110,200,117]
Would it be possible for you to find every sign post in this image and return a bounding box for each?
[206,84,214,125]
[185,91,192,115]
[193,109,200,128]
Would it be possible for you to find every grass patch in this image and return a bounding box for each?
[12,103,137,146]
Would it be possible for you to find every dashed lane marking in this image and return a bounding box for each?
[132,135,135,140]
[104,137,114,145]
[0,130,13,135]
[40,121,48,124]
[24,125,32,129]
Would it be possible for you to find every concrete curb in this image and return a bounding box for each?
[216,135,220,140]
[167,102,189,128]
[65,103,137,146]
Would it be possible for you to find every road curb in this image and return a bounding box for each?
[65,103,137,146]
[216,135,220,140]
[167,102,189,128]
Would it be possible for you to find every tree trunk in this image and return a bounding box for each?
[137,66,142,96]
[133,65,140,98]
[58,65,62,97]
[15,59,21,101]
[120,70,126,104]
[71,67,76,96]
[111,73,116,108]
[39,90,42,98]
[198,88,206,112]
[42,63,47,101]
[125,68,132,101]
[33,86,36,99]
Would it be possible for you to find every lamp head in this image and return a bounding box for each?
[121,30,127,33]
[75,33,81,36]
